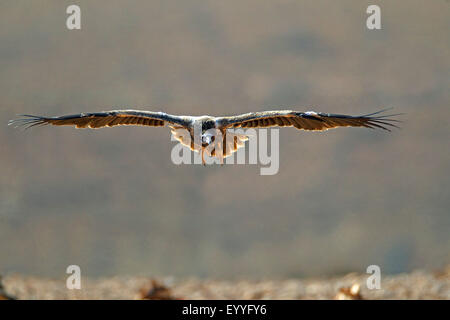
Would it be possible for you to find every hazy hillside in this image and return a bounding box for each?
[0,0,449,279]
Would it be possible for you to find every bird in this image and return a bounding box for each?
[9,108,400,164]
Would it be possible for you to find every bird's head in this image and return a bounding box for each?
[201,131,215,145]
[199,119,217,146]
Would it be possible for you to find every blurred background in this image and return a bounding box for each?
[0,0,449,279]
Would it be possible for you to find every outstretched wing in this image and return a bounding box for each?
[8,110,192,130]
[218,109,401,132]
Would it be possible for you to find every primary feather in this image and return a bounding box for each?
[9,108,401,163]
[9,108,400,131]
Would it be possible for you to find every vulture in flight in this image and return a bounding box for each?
[9,109,400,164]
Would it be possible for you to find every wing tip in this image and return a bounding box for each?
[363,108,403,132]
[8,115,49,130]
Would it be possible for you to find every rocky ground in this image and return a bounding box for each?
[1,267,449,300]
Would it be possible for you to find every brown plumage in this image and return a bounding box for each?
[9,108,401,163]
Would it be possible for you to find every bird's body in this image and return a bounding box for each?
[9,109,400,164]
